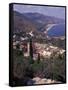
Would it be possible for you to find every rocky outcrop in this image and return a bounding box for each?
[27,77,61,85]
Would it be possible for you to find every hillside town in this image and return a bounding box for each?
[13,34,65,60]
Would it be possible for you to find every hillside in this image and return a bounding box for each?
[13,11,65,49]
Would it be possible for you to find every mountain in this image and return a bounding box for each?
[13,11,46,41]
[23,12,64,25]
[14,11,36,33]
[13,11,65,49]
[13,11,65,36]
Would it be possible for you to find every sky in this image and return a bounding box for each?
[13,4,65,19]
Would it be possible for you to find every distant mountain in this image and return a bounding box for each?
[13,11,45,40]
[13,11,65,49]
[14,11,36,33]
[13,11,65,39]
[23,12,64,25]
[23,12,65,33]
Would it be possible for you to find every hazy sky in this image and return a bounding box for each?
[13,4,65,19]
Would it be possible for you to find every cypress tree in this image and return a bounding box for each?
[37,53,40,63]
[29,38,34,64]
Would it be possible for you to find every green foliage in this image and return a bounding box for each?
[13,45,66,83]
[29,56,34,64]
[32,61,43,72]
[50,53,66,82]
[13,48,33,80]
[31,61,45,78]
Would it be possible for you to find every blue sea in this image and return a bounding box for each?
[47,24,65,37]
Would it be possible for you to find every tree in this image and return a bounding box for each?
[29,38,34,64]
[37,53,40,63]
